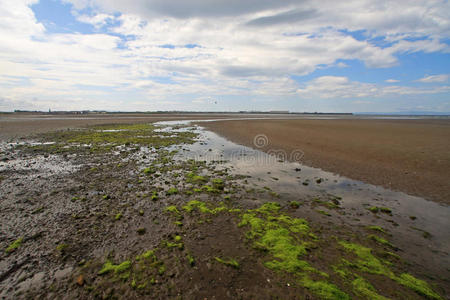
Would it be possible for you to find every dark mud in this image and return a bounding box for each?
[0,121,448,299]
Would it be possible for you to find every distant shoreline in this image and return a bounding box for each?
[2,110,449,116]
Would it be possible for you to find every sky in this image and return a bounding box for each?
[0,0,449,113]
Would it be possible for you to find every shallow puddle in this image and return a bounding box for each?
[0,141,80,178]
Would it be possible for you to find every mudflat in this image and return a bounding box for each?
[1,118,448,298]
[203,118,450,204]
[0,113,237,140]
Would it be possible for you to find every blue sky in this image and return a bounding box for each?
[0,0,449,112]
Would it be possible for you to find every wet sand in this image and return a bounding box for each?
[203,118,450,204]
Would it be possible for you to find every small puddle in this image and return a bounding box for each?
[0,141,80,178]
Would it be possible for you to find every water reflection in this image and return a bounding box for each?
[155,120,450,270]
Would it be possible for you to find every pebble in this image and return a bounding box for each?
[76,275,84,286]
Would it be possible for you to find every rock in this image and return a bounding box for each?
[76,275,84,286]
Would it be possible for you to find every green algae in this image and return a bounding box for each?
[166,235,184,250]
[368,207,379,213]
[56,243,68,252]
[238,202,439,299]
[367,226,388,234]
[114,213,122,221]
[379,207,392,214]
[182,200,210,213]
[187,253,195,266]
[258,227,311,272]
[186,172,208,184]
[352,277,389,300]
[301,279,349,300]
[381,251,400,260]
[166,187,179,195]
[133,249,166,291]
[395,273,442,300]
[214,257,240,269]
[201,184,221,193]
[98,260,131,275]
[332,264,352,278]
[29,123,197,154]
[313,198,339,209]
[339,241,441,299]
[165,205,183,221]
[94,249,169,294]
[137,250,156,260]
[158,265,166,275]
[166,241,184,250]
[339,241,394,276]
[5,237,23,253]
[368,235,396,249]
[212,178,225,190]
[165,205,180,214]
[65,124,190,147]
[182,200,228,215]
[143,167,155,174]
[289,201,301,209]
[239,202,348,299]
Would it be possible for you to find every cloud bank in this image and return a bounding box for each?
[0,0,449,112]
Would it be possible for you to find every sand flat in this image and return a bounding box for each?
[0,113,238,140]
[203,118,450,204]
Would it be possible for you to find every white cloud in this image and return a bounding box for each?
[191,97,218,104]
[352,100,373,104]
[297,76,377,98]
[297,76,449,99]
[0,0,44,38]
[0,0,449,111]
[76,13,115,28]
[416,74,449,83]
[385,79,399,83]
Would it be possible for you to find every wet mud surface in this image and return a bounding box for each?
[202,118,450,204]
[0,121,448,299]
